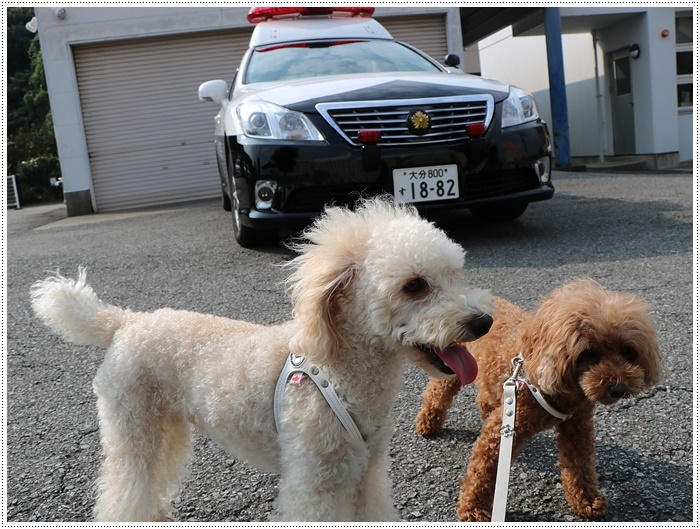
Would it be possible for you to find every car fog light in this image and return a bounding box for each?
[255,180,277,210]
[533,157,551,183]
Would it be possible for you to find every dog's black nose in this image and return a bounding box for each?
[469,313,493,338]
[606,383,627,399]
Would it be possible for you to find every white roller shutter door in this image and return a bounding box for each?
[379,14,448,63]
[73,29,251,212]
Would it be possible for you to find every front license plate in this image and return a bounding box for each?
[392,165,459,204]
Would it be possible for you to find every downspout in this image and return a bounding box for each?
[592,30,605,163]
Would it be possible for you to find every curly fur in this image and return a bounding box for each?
[415,279,662,522]
[30,197,492,522]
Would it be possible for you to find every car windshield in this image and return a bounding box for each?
[245,39,441,84]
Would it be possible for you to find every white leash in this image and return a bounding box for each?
[274,353,364,443]
[491,354,570,523]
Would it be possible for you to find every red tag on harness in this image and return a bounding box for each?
[289,372,305,386]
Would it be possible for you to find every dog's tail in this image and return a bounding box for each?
[30,269,128,349]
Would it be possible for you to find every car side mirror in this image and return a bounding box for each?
[199,80,229,107]
[444,54,461,68]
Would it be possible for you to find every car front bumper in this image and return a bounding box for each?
[229,119,553,230]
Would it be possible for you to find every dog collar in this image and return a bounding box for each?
[273,353,364,443]
[512,354,571,421]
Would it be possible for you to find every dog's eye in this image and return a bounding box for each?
[621,346,637,362]
[577,349,600,371]
[403,277,427,295]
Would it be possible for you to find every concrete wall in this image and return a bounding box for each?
[477,7,687,162]
[595,9,679,156]
[479,28,603,158]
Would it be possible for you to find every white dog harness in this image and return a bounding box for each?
[492,354,571,523]
[274,353,364,443]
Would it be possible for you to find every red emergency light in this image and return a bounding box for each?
[466,123,487,137]
[248,7,375,24]
[358,129,382,144]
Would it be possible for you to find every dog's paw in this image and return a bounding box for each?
[415,411,445,436]
[416,414,442,436]
[570,494,608,518]
[456,506,491,522]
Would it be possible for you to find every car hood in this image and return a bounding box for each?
[235,71,511,112]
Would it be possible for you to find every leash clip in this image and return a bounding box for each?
[504,354,525,387]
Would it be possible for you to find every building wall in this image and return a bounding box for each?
[596,9,679,156]
[678,113,693,161]
[478,7,688,163]
[479,28,603,158]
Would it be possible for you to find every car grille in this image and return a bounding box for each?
[317,95,494,147]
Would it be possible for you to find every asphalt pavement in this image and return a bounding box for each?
[5,169,694,522]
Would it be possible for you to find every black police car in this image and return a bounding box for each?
[199,7,553,247]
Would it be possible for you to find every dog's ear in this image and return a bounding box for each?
[621,296,664,387]
[286,249,355,366]
[519,299,582,396]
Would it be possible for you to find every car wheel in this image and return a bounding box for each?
[469,201,528,221]
[229,176,278,248]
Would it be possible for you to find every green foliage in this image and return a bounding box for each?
[23,39,52,126]
[9,118,63,204]
[7,7,62,204]
[7,7,34,75]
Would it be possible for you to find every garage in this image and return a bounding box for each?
[73,29,252,211]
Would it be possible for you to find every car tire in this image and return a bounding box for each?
[221,184,232,212]
[469,201,528,221]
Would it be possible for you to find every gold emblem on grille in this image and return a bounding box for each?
[410,111,430,129]
[407,109,431,135]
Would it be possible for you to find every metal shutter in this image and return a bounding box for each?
[73,29,251,212]
[379,14,447,63]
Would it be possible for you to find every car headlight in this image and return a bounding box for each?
[501,87,540,128]
[236,100,324,141]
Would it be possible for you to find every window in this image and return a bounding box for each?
[614,56,632,96]
[676,13,693,109]
[245,40,439,84]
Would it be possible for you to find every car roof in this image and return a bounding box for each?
[249,17,394,48]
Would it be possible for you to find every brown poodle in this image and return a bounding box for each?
[415,279,663,522]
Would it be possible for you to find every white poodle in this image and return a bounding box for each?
[30,197,493,522]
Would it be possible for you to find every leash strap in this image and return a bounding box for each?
[491,360,521,523]
[491,354,570,522]
[274,353,363,443]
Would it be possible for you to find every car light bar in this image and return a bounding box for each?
[248,6,375,23]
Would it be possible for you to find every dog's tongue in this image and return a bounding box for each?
[434,344,478,386]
